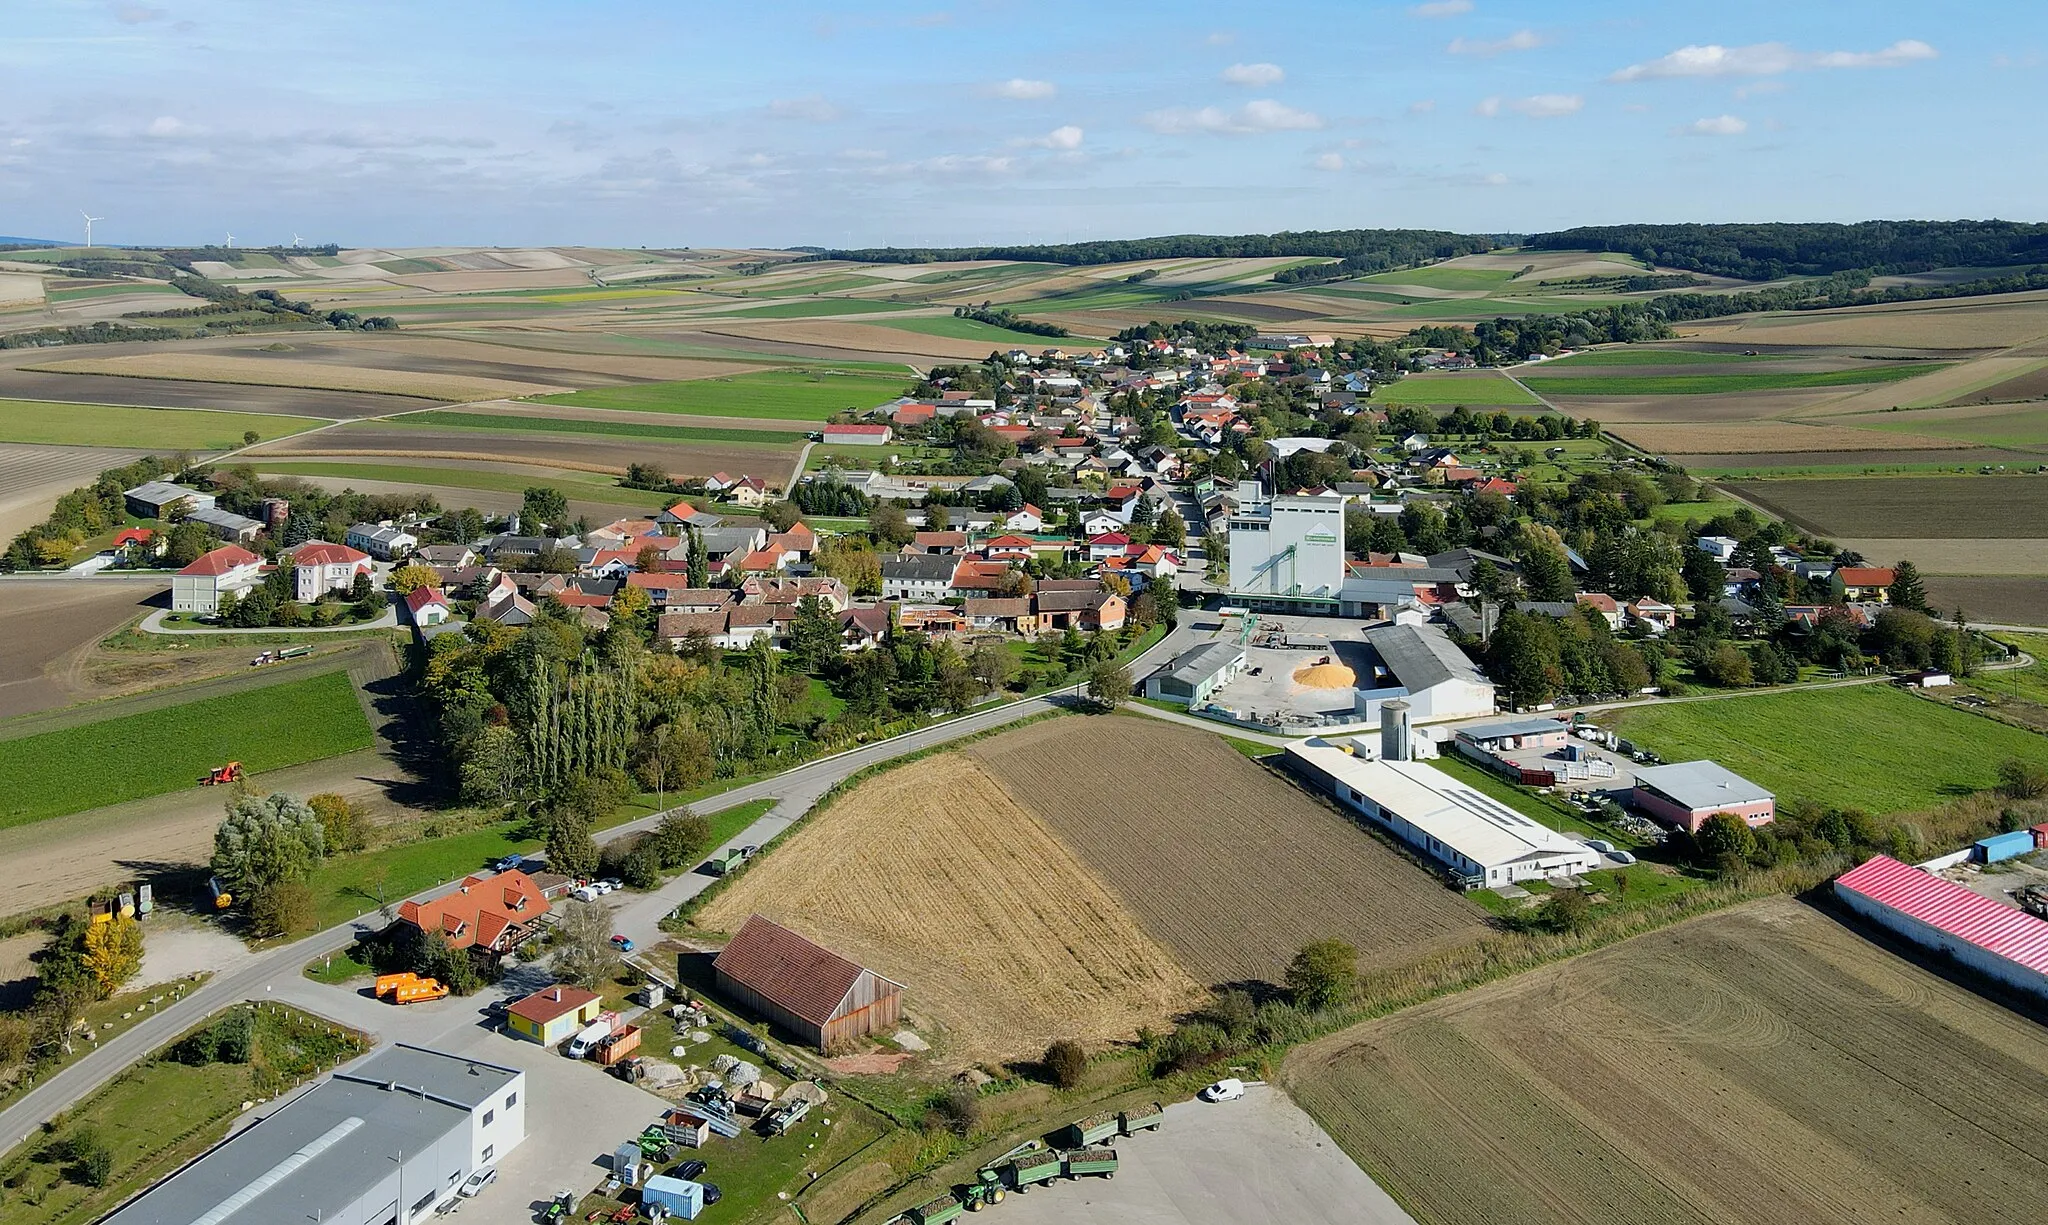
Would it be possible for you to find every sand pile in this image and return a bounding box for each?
[1292,662,1357,689]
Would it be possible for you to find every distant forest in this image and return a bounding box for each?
[809,229,1502,270]
[1527,221,2048,280]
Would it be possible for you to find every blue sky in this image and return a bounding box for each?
[1,0,2039,248]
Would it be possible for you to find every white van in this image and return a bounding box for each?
[566,1019,612,1059]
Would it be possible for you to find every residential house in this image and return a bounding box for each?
[283,541,372,601]
[839,604,890,650]
[724,475,768,508]
[656,609,728,649]
[395,869,550,956]
[697,525,768,565]
[170,544,264,614]
[911,531,969,555]
[744,575,849,613]
[1627,598,1678,634]
[585,518,661,549]
[477,588,537,627]
[1837,566,1898,602]
[415,544,475,568]
[1032,580,1127,631]
[656,502,722,533]
[766,523,818,559]
[1003,504,1044,532]
[1085,531,1131,562]
[405,586,453,627]
[628,577,734,612]
[1575,592,1623,630]
[963,597,1037,634]
[347,522,418,560]
[880,553,957,601]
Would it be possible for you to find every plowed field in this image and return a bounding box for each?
[968,717,1487,986]
[1282,898,2048,1225]
[26,353,560,402]
[695,752,1205,1062]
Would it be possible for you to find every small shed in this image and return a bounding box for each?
[711,915,905,1051]
[504,984,603,1046]
[2033,821,2048,850]
[642,1175,705,1220]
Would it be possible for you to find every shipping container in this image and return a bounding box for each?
[1975,830,2036,863]
[641,1175,704,1221]
[596,1025,642,1066]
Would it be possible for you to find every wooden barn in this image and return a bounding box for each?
[710,915,905,1051]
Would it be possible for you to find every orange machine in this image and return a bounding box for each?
[201,762,245,786]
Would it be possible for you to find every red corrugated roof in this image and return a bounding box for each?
[713,915,892,1026]
[824,423,890,436]
[1836,855,2048,974]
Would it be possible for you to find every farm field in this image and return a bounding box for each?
[256,421,796,481]
[0,580,158,719]
[1677,290,2048,350]
[1373,371,1542,406]
[1933,578,2048,626]
[0,669,375,827]
[968,716,1489,985]
[532,368,911,421]
[1847,398,2048,449]
[1517,364,1936,396]
[1606,683,2048,814]
[1544,346,1793,366]
[0,398,319,449]
[877,315,1101,346]
[1282,897,2048,1225]
[694,747,1205,1063]
[398,408,805,446]
[726,298,910,319]
[1731,474,2048,540]
[0,443,151,543]
[249,459,664,502]
[1611,420,1972,457]
[24,353,560,401]
[0,361,430,419]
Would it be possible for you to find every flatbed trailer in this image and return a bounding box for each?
[1063,1147,1119,1179]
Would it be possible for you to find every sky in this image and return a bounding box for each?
[2,0,2042,249]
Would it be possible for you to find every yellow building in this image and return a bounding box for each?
[505,984,603,1045]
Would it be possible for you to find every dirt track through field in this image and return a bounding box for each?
[969,717,1488,985]
[697,751,1204,1063]
[1283,897,2048,1225]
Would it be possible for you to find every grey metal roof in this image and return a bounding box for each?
[1633,760,1774,810]
[1456,716,1568,742]
[1365,623,1486,693]
[186,507,263,532]
[1155,641,1245,685]
[102,1045,518,1225]
[699,526,766,556]
[124,480,207,506]
[880,553,957,581]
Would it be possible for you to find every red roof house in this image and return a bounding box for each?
[396,870,550,954]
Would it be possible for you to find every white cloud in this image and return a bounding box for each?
[1473,96,1501,116]
[1448,29,1542,56]
[146,115,190,137]
[1410,0,1472,15]
[1314,152,1345,171]
[1408,99,1437,114]
[1141,98,1323,134]
[1020,124,1083,150]
[1610,39,1936,81]
[986,78,1055,100]
[1684,114,1748,136]
[1221,62,1285,87]
[1480,171,1509,186]
[766,95,842,122]
[1512,93,1582,117]
[1206,30,1237,45]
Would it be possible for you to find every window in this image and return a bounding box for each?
[481,1145,494,1163]
[448,1171,460,1186]
[482,1109,495,1127]
[411,1191,436,1215]
[505,1092,517,1108]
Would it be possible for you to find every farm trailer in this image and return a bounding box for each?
[1057,1102,1162,1148]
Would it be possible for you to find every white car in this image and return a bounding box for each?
[598,878,624,893]
[570,885,600,902]
[1584,838,1615,854]
[1199,1078,1246,1102]
[459,1168,497,1198]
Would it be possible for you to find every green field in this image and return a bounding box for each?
[251,460,668,502]
[0,399,320,449]
[1608,683,2048,814]
[1362,265,1516,291]
[1856,401,2048,448]
[0,671,375,827]
[725,298,909,319]
[534,369,911,422]
[1544,347,1792,367]
[46,282,188,303]
[1373,371,1544,406]
[879,315,1098,346]
[1519,364,1941,396]
[1380,296,1628,319]
[399,410,799,446]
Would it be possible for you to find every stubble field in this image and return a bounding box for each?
[1732,474,2048,539]
[968,717,1488,985]
[1281,898,2048,1225]
[25,353,562,402]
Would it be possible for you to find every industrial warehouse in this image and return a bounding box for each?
[1835,856,2048,1003]
[103,1045,526,1225]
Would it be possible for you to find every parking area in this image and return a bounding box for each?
[997,1084,1415,1225]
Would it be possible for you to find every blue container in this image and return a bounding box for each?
[642,1175,705,1220]
[1975,830,2035,863]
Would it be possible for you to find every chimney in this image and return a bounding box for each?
[1381,700,1412,762]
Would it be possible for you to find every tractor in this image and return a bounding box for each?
[200,762,244,786]
[961,1169,1006,1211]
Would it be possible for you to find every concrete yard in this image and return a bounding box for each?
[996,1084,1414,1225]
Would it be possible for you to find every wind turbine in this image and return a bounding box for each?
[291,233,303,248]
[224,231,234,250]
[81,211,103,249]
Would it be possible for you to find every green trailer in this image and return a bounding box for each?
[1063,1147,1119,1179]
[278,644,312,660]
[905,1193,965,1225]
[1119,1101,1164,1136]
[1058,1110,1121,1149]
[704,847,746,876]
[1003,1150,1063,1191]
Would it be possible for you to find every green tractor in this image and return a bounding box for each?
[961,1168,1007,1210]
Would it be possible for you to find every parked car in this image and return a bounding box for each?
[570,886,600,903]
[701,1183,722,1206]
[459,1168,497,1198]
[1606,850,1638,865]
[492,854,524,873]
[598,877,624,892]
[674,1160,706,1181]
[1584,838,1614,854]
[611,934,635,952]
[1199,1078,1246,1102]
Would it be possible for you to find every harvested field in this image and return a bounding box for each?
[1374,371,1541,406]
[1843,398,2048,449]
[0,364,429,419]
[969,717,1487,985]
[25,353,560,402]
[1519,364,1935,396]
[1683,292,2048,349]
[1282,897,2048,1225]
[695,751,1204,1063]
[1926,576,2048,624]
[1544,388,1845,423]
[0,443,150,543]
[1674,447,2030,474]
[448,400,811,433]
[0,580,158,719]
[0,399,319,451]
[1733,474,2048,539]
[1608,420,1970,455]
[1945,363,2048,406]
[251,423,792,480]
[326,335,773,383]
[1831,539,2048,577]
[698,320,1012,362]
[533,368,913,422]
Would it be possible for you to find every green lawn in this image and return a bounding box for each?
[1858,400,2048,448]
[878,316,1099,346]
[0,399,320,449]
[726,298,910,319]
[0,671,374,828]
[1374,372,1545,406]
[533,369,913,422]
[250,460,667,503]
[1362,265,1516,291]
[1608,683,2048,814]
[398,410,799,447]
[1643,494,1735,525]
[1519,365,1942,396]
[307,822,531,929]
[1980,634,2048,706]
[1544,347,1792,367]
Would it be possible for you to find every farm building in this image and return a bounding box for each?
[711,915,904,1051]
[171,543,264,614]
[395,869,550,956]
[1631,761,1775,833]
[187,505,266,543]
[1228,493,1347,611]
[880,552,957,601]
[1835,855,2048,1002]
[405,585,453,627]
[1353,623,1497,726]
[346,521,418,560]
[504,984,604,1045]
[1287,737,1602,888]
[823,422,892,445]
[1454,716,1570,753]
[101,1043,525,1225]
[123,479,214,519]
[1144,641,1248,706]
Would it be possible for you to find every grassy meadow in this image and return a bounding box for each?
[533,369,912,421]
[399,410,799,446]
[0,400,320,450]
[1373,371,1544,406]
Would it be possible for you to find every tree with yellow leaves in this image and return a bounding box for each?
[82,915,144,998]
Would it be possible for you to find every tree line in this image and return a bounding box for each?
[810,229,1499,268]
[1525,220,2048,280]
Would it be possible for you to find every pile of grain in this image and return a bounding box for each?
[1293,662,1357,689]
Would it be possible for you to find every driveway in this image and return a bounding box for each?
[996,1084,1415,1225]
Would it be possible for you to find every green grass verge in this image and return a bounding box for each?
[1428,752,1627,843]
[1373,372,1544,406]
[307,822,530,929]
[533,369,912,422]
[1543,348,1793,366]
[0,671,374,828]
[397,410,800,446]
[0,399,320,449]
[1520,365,1943,395]
[1607,683,2048,814]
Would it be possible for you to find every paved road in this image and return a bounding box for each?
[0,621,1196,1152]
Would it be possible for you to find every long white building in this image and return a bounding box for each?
[1287,736,1601,888]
